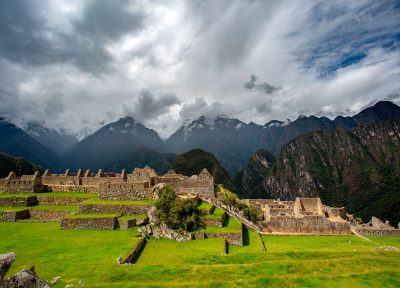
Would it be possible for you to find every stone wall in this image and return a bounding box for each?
[0,196,37,207]
[79,203,151,215]
[117,217,148,229]
[259,216,351,235]
[0,210,30,221]
[352,227,400,237]
[206,231,243,245]
[121,238,147,264]
[45,185,98,193]
[325,207,347,219]
[99,183,151,200]
[61,217,119,230]
[36,195,89,206]
[28,210,71,222]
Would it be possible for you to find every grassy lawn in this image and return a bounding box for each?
[0,222,399,287]
[202,216,242,233]
[0,193,36,198]
[198,201,214,210]
[0,207,28,212]
[35,192,95,198]
[28,205,79,211]
[65,213,121,219]
[81,198,154,205]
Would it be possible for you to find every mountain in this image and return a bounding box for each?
[165,116,261,175]
[0,118,61,170]
[172,149,235,191]
[165,101,400,176]
[261,120,400,226]
[24,122,78,157]
[0,153,44,178]
[233,149,275,199]
[65,116,172,173]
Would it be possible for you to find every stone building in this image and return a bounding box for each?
[0,171,42,193]
[155,169,215,198]
[247,198,351,235]
[0,167,215,199]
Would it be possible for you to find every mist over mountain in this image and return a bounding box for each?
[0,101,399,176]
[24,122,78,157]
[0,118,61,170]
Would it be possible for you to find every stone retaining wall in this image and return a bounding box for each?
[117,217,149,229]
[121,238,147,264]
[46,185,98,193]
[203,217,224,227]
[0,196,37,207]
[28,210,71,222]
[0,210,30,221]
[352,227,400,237]
[206,231,243,245]
[98,183,151,200]
[61,217,118,230]
[36,195,88,206]
[79,204,151,215]
[259,217,351,235]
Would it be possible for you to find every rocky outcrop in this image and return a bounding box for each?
[234,149,275,199]
[0,252,50,288]
[262,120,400,226]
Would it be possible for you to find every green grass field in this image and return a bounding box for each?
[0,222,399,287]
[81,198,154,205]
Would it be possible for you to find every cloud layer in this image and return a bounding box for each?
[0,0,399,138]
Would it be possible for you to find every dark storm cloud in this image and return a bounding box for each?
[0,0,145,73]
[244,74,280,94]
[122,89,181,122]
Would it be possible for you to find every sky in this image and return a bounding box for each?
[0,0,399,139]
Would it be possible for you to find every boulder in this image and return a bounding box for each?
[4,269,50,288]
[0,252,16,281]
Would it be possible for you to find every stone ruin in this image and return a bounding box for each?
[0,167,215,200]
[246,198,400,236]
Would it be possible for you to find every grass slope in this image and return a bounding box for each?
[0,222,399,287]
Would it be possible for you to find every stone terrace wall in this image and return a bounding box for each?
[0,196,37,207]
[121,238,147,264]
[0,210,30,221]
[352,227,400,237]
[79,203,151,215]
[260,216,351,235]
[36,195,89,206]
[45,185,98,193]
[28,210,71,222]
[206,231,243,245]
[61,217,118,230]
[99,183,151,200]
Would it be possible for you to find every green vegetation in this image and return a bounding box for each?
[172,148,236,191]
[203,216,242,233]
[29,205,78,211]
[1,221,398,287]
[0,193,36,198]
[118,214,148,221]
[155,186,201,231]
[0,206,28,212]
[198,201,213,211]
[35,192,95,198]
[65,213,121,219]
[202,207,224,219]
[81,198,154,205]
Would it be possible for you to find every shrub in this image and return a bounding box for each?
[155,186,202,231]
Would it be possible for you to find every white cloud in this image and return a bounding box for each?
[0,0,399,138]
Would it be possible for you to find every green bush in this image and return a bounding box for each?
[155,186,202,231]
